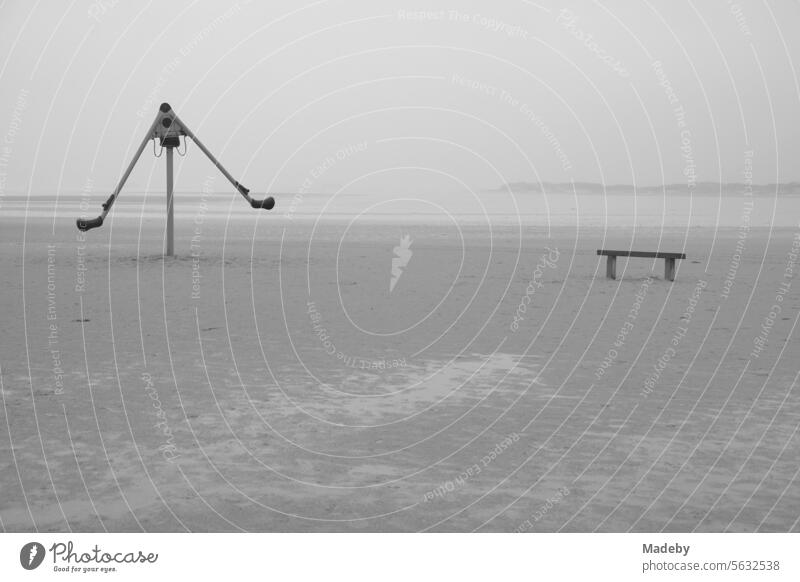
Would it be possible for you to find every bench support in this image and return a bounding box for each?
[606,255,616,280]
[665,257,675,282]
[598,249,685,282]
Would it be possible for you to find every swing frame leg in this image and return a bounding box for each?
[170,110,274,210]
[76,115,161,231]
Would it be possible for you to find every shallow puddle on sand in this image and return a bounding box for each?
[280,352,545,425]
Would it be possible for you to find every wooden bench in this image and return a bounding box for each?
[597,250,686,281]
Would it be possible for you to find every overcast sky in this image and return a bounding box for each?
[1,0,799,198]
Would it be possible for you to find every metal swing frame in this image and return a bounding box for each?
[76,102,275,255]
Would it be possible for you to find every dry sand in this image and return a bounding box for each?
[1,196,799,532]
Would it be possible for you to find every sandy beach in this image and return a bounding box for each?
[1,191,798,532]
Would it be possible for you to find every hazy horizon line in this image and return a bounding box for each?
[3,180,800,199]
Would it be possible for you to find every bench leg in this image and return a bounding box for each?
[665,258,675,281]
[606,255,616,279]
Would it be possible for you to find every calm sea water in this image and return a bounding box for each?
[3,190,799,228]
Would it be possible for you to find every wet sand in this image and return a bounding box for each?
[1,203,799,532]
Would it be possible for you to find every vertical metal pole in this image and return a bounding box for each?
[166,146,174,257]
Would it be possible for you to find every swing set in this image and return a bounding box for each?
[76,103,275,255]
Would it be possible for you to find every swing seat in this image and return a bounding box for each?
[77,216,103,231]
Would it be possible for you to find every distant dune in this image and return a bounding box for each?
[491,181,800,196]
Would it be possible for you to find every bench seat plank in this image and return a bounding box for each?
[597,250,686,259]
